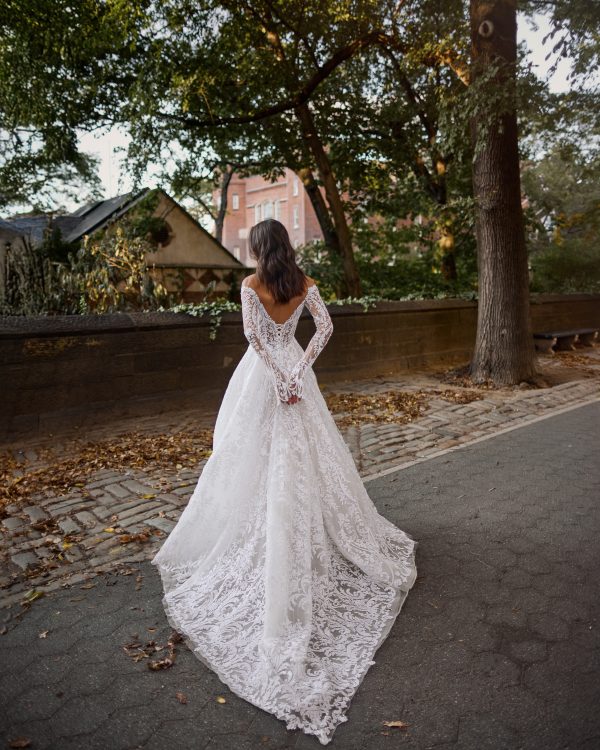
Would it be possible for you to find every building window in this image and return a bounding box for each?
[264,201,273,219]
[274,200,281,220]
[254,204,261,224]
[293,176,299,196]
[233,246,241,259]
[293,205,299,228]
[232,193,239,210]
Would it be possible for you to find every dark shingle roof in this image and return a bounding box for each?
[1,215,51,245]
[0,188,242,266]
[0,191,148,247]
[62,190,149,243]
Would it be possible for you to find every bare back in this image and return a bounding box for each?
[242,273,316,325]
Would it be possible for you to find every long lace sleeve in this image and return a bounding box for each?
[288,284,333,399]
[241,286,291,402]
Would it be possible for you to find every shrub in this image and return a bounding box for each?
[530,240,600,294]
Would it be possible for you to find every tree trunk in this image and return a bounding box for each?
[215,166,234,244]
[297,167,342,257]
[437,219,457,281]
[469,0,537,385]
[295,103,361,297]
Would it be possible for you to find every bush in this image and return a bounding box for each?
[297,240,478,301]
[530,240,600,294]
[0,215,170,316]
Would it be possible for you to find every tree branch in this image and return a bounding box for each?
[157,31,397,129]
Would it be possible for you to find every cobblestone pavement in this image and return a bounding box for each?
[1,350,599,606]
[1,401,598,750]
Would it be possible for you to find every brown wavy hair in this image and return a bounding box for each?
[248,219,307,304]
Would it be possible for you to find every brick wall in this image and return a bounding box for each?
[1,294,599,441]
[217,168,325,262]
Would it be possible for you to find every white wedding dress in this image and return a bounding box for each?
[152,283,417,745]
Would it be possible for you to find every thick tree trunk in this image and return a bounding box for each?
[295,103,361,297]
[214,166,234,244]
[297,167,342,257]
[469,0,537,384]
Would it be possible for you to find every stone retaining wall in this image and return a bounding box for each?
[1,294,599,441]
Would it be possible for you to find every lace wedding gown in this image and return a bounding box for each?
[152,283,417,745]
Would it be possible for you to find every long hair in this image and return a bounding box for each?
[248,219,306,304]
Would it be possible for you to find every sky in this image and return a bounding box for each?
[67,14,576,212]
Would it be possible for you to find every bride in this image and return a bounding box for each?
[152,218,417,745]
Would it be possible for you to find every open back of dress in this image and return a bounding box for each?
[152,283,417,745]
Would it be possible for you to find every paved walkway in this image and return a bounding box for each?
[1,349,599,605]
[1,401,598,749]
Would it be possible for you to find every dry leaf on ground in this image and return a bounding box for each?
[8,739,32,749]
[326,390,428,429]
[0,429,213,514]
[383,720,409,729]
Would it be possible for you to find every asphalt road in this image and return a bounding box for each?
[1,401,599,750]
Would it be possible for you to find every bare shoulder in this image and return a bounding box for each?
[304,275,317,289]
[242,273,258,289]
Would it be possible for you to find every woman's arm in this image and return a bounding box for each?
[288,284,333,400]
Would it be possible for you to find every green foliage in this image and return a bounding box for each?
[522,0,600,83]
[523,144,600,294]
[522,146,600,244]
[0,238,60,315]
[327,295,380,311]
[298,235,478,302]
[0,211,170,315]
[38,226,80,263]
[1,0,598,305]
[530,240,600,294]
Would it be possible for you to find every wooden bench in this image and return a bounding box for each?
[534,328,599,353]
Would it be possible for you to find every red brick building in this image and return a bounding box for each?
[217,168,324,266]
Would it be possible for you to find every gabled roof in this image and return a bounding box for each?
[153,189,243,267]
[0,219,25,240]
[61,189,150,243]
[0,188,243,266]
[1,215,51,245]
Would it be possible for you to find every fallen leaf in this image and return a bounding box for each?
[21,590,44,605]
[0,428,213,512]
[383,720,409,730]
[38,630,49,639]
[216,696,227,704]
[148,657,173,671]
[80,583,96,590]
[175,691,187,704]
[142,493,156,499]
[103,527,116,533]
[8,738,31,748]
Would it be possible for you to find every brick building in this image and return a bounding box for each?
[217,168,324,266]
